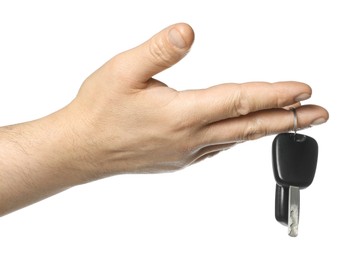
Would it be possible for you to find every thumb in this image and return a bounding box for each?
[111,23,194,84]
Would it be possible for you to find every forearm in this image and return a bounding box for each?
[0,109,83,216]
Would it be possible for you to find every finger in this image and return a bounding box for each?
[200,105,329,144]
[109,23,194,85]
[181,81,312,125]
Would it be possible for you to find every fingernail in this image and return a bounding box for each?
[295,93,311,102]
[311,117,326,126]
[168,28,186,49]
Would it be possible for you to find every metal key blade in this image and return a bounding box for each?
[288,186,300,237]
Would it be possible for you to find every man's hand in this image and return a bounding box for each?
[0,23,328,216]
[68,23,328,179]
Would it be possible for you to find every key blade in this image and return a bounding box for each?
[288,186,300,237]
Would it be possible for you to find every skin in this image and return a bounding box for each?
[0,23,329,216]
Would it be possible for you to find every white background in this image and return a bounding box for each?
[0,0,354,259]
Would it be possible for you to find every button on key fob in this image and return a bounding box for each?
[272,133,318,237]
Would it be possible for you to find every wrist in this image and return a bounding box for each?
[0,105,99,215]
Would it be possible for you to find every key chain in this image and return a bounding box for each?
[292,107,297,135]
[272,108,318,237]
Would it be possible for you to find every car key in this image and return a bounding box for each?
[272,109,318,237]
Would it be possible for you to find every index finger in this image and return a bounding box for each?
[181,81,312,125]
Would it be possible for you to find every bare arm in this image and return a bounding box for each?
[0,23,329,216]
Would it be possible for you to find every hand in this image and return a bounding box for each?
[62,23,328,181]
[0,23,328,216]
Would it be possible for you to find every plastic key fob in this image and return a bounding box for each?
[272,133,318,236]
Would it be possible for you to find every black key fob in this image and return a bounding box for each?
[272,133,318,189]
[272,133,318,226]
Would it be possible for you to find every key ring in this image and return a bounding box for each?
[291,107,298,136]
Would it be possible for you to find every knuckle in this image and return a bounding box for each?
[230,87,251,116]
[243,117,266,140]
[170,111,191,131]
[166,114,197,147]
[148,38,172,68]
